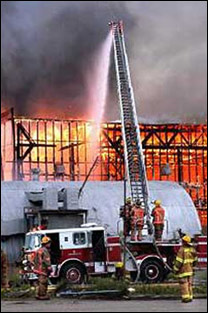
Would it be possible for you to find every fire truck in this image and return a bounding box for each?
[21,225,207,284]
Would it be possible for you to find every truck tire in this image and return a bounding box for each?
[140,259,164,283]
[61,262,86,284]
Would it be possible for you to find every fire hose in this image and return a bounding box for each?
[152,238,173,273]
[152,219,173,273]
[125,244,141,283]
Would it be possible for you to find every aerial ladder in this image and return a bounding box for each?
[109,21,153,236]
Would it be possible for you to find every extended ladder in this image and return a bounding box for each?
[110,21,152,234]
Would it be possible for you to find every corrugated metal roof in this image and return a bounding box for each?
[1,181,201,239]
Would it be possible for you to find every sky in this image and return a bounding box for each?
[1,1,207,123]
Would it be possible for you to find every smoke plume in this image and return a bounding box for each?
[1,1,207,123]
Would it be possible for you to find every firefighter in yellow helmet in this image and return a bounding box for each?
[173,235,198,303]
[151,200,165,241]
[33,236,52,300]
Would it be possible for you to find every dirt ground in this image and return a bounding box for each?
[1,299,207,312]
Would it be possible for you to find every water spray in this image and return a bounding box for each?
[86,32,113,154]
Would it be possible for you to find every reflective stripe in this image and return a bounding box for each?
[184,248,195,252]
[183,259,196,264]
[184,248,190,252]
[182,294,190,299]
[176,256,183,263]
[178,272,193,278]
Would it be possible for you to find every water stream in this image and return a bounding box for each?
[86,32,113,155]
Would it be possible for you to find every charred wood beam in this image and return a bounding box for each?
[102,130,124,159]
[17,123,35,144]
[16,123,56,162]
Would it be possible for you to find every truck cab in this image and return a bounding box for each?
[22,224,123,283]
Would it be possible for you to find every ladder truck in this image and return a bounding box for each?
[109,21,207,283]
[109,21,153,236]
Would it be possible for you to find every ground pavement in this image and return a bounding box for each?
[1,299,207,312]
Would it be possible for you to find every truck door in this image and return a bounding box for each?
[91,230,106,262]
[46,232,61,264]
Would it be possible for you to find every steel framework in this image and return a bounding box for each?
[1,114,207,225]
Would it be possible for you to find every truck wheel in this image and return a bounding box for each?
[140,259,164,283]
[61,263,86,284]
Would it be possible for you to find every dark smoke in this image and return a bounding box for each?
[1,1,207,123]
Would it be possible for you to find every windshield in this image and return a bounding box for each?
[25,234,42,250]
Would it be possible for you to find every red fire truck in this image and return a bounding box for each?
[21,224,207,284]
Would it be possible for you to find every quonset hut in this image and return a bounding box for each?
[1,180,201,264]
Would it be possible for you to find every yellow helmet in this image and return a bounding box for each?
[182,235,192,245]
[41,236,51,245]
[154,200,162,206]
[115,262,124,268]
[126,197,132,204]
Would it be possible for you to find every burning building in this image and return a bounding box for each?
[1,109,207,229]
[1,2,207,273]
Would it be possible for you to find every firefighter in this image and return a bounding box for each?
[1,249,9,289]
[131,199,145,241]
[123,197,133,237]
[115,262,124,280]
[33,236,52,300]
[173,235,198,303]
[151,200,165,241]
